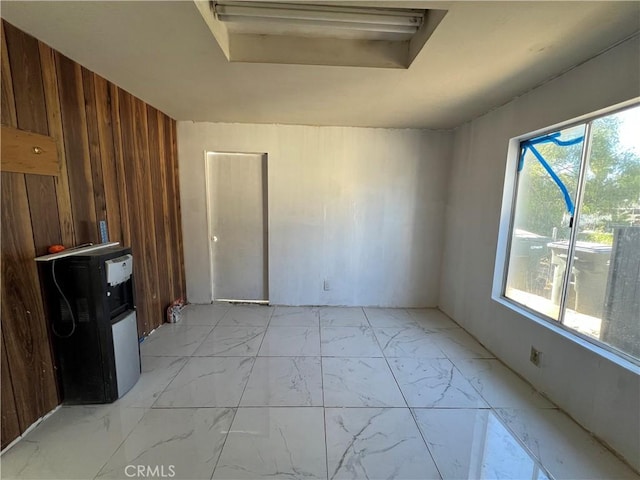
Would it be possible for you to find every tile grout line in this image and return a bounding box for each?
[91,405,149,480]
[161,305,238,480]
[253,304,276,357]
[365,306,446,480]
[18,306,631,480]
[485,406,557,480]
[406,405,445,480]
[208,407,238,480]
[208,303,274,480]
[389,309,559,478]
[94,319,213,479]
[148,355,195,409]
[319,308,330,480]
[319,309,326,410]
[59,307,626,480]
[150,306,229,405]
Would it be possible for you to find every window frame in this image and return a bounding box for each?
[493,98,640,369]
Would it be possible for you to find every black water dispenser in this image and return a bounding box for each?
[40,245,141,404]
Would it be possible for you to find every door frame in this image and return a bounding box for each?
[204,151,269,304]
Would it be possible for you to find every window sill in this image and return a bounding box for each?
[492,294,640,374]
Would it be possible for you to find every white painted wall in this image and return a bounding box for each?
[439,36,640,470]
[178,123,452,307]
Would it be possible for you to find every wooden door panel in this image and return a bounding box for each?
[1,172,59,430]
[1,330,21,449]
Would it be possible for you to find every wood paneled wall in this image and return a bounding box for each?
[0,21,186,449]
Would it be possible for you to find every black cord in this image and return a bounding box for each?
[51,259,76,338]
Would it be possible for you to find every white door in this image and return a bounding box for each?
[206,152,268,302]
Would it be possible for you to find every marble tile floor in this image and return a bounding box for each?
[1,305,637,480]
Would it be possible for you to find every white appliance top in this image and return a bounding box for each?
[34,242,120,262]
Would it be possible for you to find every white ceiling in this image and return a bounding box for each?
[2,1,639,129]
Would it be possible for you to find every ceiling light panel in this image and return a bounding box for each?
[199,0,444,68]
[213,1,424,34]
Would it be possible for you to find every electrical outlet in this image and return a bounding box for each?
[323,280,330,291]
[530,346,542,367]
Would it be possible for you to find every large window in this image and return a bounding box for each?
[503,104,640,363]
